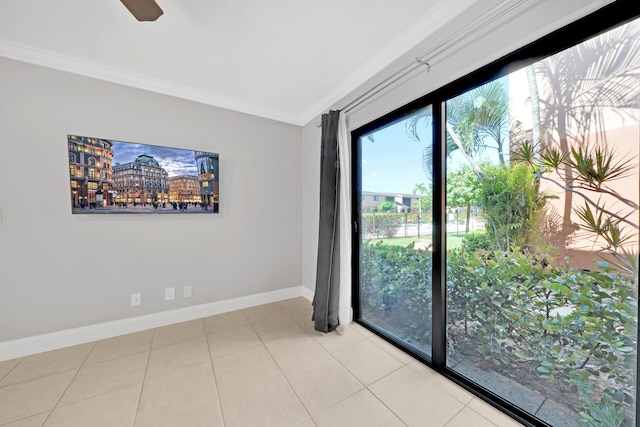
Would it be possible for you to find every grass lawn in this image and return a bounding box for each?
[365,233,466,250]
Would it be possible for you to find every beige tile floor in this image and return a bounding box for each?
[0,297,524,427]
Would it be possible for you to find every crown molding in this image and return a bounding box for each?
[0,0,480,128]
[0,0,616,128]
[0,39,302,125]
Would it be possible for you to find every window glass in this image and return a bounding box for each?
[445,19,639,425]
[359,105,434,356]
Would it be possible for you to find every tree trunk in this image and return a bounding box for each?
[446,122,484,177]
[465,203,472,233]
[552,107,578,240]
[525,65,542,161]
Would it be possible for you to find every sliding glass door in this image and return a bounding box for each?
[354,8,639,426]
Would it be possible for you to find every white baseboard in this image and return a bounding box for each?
[0,286,312,361]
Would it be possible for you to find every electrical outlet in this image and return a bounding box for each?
[165,287,175,301]
[183,285,192,298]
[131,293,141,306]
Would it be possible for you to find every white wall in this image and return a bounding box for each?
[0,58,303,343]
[301,121,322,295]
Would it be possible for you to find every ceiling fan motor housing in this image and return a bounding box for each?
[120,0,163,22]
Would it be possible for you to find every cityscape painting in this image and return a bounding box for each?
[67,135,219,214]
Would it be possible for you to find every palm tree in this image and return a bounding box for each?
[511,19,640,279]
[413,183,427,237]
[405,19,640,268]
[406,80,510,179]
[532,19,640,234]
[525,64,542,162]
[472,80,510,165]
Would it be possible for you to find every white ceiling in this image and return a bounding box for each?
[0,0,616,125]
[0,0,496,125]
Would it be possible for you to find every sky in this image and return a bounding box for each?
[111,141,202,177]
[361,78,508,195]
[360,109,487,195]
[361,108,432,195]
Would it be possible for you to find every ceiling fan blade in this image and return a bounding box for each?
[120,0,163,21]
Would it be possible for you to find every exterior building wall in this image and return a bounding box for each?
[112,154,169,205]
[68,135,114,208]
[509,68,639,269]
[539,124,639,269]
[194,151,219,212]
[169,175,200,203]
[361,191,419,212]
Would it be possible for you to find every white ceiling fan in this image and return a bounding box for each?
[120,0,163,21]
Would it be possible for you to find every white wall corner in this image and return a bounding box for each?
[301,286,314,302]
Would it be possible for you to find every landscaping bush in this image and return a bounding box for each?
[477,163,546,251]
[362,241,637,423]
[461,230,491,252]
[376,213,405,238]
[361,213,405,239]
[361,242,432,345]
[447,248,637,423]
[361,213,376,237]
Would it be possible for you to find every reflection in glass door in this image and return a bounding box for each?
[358,105,434,356]
[445,19,639,425]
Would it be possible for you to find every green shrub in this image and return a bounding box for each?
[375,213,405,238]
[478,163,546,251]
[447,248,637,422]
[361,242,432,345]
[579,395,627,427]
[361,213,405,239]
[461,230,491,251]
[362,242,637,422]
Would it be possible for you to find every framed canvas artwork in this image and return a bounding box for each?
[67,135,219,214]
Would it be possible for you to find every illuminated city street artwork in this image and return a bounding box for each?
[67,135,219,214]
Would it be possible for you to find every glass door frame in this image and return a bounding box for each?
[351,1,640,425]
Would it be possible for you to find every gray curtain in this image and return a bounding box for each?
[312,110,341,333]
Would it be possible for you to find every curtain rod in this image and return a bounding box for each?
[316,0,526,127]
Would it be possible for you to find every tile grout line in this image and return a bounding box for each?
[329,331,477,427]
[306,326,414,425]
[130,327,155,427]
[309,328,371,422]
[203,317,228,427]
[363,363,474,427]
[39,340,98,426]
[0,357,24,385]
[462,403,502,427]
[359,351,410,426]
[0,343,98,426]
[441,404,471,427]
[363,383,410,427]
[364,338,504,427]
[138,319,219,425]
[258,312,324,426]
[5,299,507,427]
[5,300,503,427]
